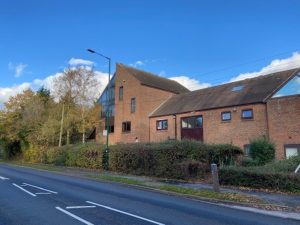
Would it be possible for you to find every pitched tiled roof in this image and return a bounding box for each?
[150,68,300,117]
[119,64,190,94]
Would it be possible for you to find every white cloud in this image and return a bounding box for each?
[169,76,211,91]
[68,58,94,67]
[0,69,109,106]
[129,60,146,68]
[230,52,300,82]
[0,82,31,104]
[8,62,28,78]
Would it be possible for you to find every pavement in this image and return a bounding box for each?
[1,163,300,225]
[164,180,300,208]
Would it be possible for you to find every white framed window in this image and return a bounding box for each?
[285,145,300,159]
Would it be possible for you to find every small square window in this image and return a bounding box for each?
[122,121,131,132]
[221,111,231,121]
[242,109,253,119]
[285,145,300,159]
[156,120,168,130]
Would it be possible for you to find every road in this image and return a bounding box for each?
[0,163,298,225]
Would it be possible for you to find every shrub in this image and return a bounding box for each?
[240,158,261,167]
[22,144,45,163]
[3,141,22,159]
[250,136,275,165]
[175,160,210,179]
[208,144,243,167]
[220,167,300,193]
[110,140,242,179]
[65,142,104,169]
[45,146,68,166]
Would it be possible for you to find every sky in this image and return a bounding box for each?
[1,0,300,105]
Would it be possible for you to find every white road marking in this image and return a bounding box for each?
[35,192,52,195]
[66,206,96,209]
[22,183,58,194]
[86,201,165,225]
[0,176,9,180]
[56,207,94,225]
[12,183,36,197]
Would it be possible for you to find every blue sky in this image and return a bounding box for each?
[1,0,300,103]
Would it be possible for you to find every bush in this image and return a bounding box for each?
[240,158,261,167]
[45,146,68,166]
[22,144,45,163]
[65,142,104,169]
[250,136,275,165]
[46,143,105,168]
[208,144,243,167]
[110,140,242,179]
[220,167,300,193]
[3,141,22,159]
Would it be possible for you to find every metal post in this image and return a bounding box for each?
[103,57,111,170]
[87,49,111,170]
[211,163,220,192]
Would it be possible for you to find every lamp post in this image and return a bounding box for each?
[87,48,111,170]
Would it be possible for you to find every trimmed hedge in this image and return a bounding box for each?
[110,140,242,179]
[45,142,104,169]
[19,140,242,180]
[220,167,300,193]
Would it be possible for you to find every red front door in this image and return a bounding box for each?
[181,116,203,141]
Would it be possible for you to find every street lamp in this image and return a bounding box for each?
[87,48,111,170]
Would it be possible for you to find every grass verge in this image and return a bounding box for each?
[1,161,264,205]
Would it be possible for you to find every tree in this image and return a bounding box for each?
[54,67,100,145]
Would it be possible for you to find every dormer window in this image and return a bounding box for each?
[232,85,244,92]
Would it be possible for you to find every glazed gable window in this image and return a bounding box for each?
[156,120,168,130]
[242,109,253,119]
[131,97,136,113]
[119,86,123,101]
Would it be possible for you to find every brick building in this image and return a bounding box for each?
[96,64,300,159]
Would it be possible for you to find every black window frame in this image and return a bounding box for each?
[131,97,136,113]
[119,86,123,101]
[122,121,131,133]
[181,116,203,129]
[241,109,253,119]
[156,120,168,130]
[284,144,300,159]
[221,111,231,121]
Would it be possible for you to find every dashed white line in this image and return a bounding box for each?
[66,206,96,209]
[35,192,52,195]
[12,183,36,197]
[86,201,165,225]
[22,183,58,194]
[56,207,94,225]
[0,176,9,180]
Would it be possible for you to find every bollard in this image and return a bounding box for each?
[211,163,220,192]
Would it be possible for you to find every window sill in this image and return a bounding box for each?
[221,120,231,123]
[241,118,254,121]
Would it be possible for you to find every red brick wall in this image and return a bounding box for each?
[267,95,300,159]
[150,104,268,151]
[97,64,176,144]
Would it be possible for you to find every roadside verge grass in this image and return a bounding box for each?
[1,160,265,205]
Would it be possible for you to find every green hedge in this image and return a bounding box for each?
[220,167,300,193]
[44,142,104,169]
[110,140,242,179]
[18,140,242,180]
